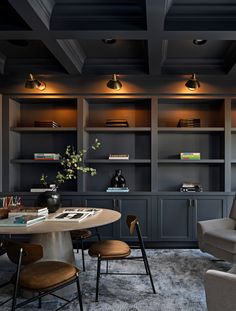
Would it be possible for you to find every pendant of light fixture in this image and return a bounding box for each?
[25,74,46,91]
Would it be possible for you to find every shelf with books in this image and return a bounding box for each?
[85,159,151,164]
[10,127,77,132]
[158,159,225,164]
[158,98,225,128]
[158,127,224,133]
[157,163,224,192]
[85,127,151,132]
[6,96,78,193]
[11,159,61,164]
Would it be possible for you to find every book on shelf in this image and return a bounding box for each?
[180,152,201,160]
[106,187,130,192]
[8,207,48,216]
[34,120,61,128]
[108,154,129,160]
[30,188,53,192]
[30,184,55,192]
[106,119,129,127]
[46,208,102,222]
[177,119,201,127]
[34,153,60,160]
[0,214,46,227]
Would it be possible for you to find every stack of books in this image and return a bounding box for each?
[109,154,129,160]
[106,187,129,192]
[106,119,129,127]
[177,119,200,127]
[180,152,201,160]
[34,153,60,160]
[0,214,46,227]
[8,206,48,217]
[34,120,61,128]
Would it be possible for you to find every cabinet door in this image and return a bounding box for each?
[116,196,152,241]
[192,196,226,240]
[158,197,193,241]
[82,196,118,239]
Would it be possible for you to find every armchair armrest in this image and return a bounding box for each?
[205,269,236,311]
[197,218,235,250]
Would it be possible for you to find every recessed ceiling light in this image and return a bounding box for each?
[8,40,29,47]
[102,39,117,44]
[193,39,207,46]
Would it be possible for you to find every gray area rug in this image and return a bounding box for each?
[0,249,231,311]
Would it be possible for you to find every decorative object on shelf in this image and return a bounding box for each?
[185,73,200,91]
[109,154,129,160]
[34,120,61,128]
[180,182,203,192]
[177,118,200,127]
[106,119,129,127]
[106,74,122,90]
[180,152,201,160]
[110,169,126,188]
[38,139,101,213]
[25,73,46,91]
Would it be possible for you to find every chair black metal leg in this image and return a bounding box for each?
[95,227,101,241]
[143,255,156,294]
[76,275,83,311]
[80,238,85,271]
[38,293,42,308]
[76,240,79,254]
[96,256,101,302]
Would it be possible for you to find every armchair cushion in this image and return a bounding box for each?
[205,269,236,311]
[204,229,236,253]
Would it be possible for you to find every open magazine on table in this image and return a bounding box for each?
[46,207,102,222]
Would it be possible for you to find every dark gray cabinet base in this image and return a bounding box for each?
[11,192,232,247]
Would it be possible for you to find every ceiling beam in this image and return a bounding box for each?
[146,0,167,75]
[8,0,85,74]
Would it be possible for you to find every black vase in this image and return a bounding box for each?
[37,191,61,213]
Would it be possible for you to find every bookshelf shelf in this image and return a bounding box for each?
[11,127,77,132]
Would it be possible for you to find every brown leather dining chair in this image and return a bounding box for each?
[0,239,83,311]
[88,215,156,302]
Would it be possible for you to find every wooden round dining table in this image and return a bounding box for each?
[0,208,121,264]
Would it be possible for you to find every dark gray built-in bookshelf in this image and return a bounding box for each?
[2,94,236,246]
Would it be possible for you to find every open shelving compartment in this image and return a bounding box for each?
[157,97,225,192]
[83,97,152,192]
[8,97,78,192]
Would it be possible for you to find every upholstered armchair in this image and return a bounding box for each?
[204,269,236,311]
[197,197,236,262]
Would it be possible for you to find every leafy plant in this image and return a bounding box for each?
[40,139,101,190]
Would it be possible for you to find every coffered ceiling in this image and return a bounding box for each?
[0,0,236,78]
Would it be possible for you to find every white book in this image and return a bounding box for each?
[30,188,53,192]
[109,154,129,160]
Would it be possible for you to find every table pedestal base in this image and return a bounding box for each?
[30,231,75,264]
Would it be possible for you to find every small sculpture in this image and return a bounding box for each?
[111,169,126,188]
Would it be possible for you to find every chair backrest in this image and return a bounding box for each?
[126,215,146,250]
[126,215,138,235]
[3,239,43,265]
[229,195,236,221]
